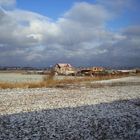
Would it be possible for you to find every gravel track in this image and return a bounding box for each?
[0,77,140,139]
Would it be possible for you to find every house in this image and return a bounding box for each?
[77,67,105,76]
[77,69,93,76]
[90,67,105,72]
[53,63,75,75]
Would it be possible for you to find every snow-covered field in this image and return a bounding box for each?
[0,73,75,83]
[0,76,140,139]
[0,73,43,83]
[94,76,140,84]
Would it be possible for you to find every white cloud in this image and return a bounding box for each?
[0,0,15,7]
[0,2,140,67]
[97,0,133,11]
[63,2,111,26]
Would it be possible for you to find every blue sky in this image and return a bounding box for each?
[16,0,140,29]
[16,0,96,19]
[0,0,140,67]
[16,0,73,19]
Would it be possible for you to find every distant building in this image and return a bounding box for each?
[117,69,136,73]
[77,66,105,76]
[117,69,136,75]
[53,63,75,75]
[90,67,105,72]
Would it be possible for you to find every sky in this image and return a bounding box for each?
[0,0,140,67]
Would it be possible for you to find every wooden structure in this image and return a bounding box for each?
[77,67,105,76]
[53,63,75,75]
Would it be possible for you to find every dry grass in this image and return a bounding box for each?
[0,73,130,89]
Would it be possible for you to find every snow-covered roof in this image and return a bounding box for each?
[56,63,72,68]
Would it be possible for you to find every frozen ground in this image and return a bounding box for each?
[0,73,42,83]
[0,76,140,139]
[0,73,75,83]
[94,76,140,84]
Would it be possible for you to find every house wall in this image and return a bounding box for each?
[53,64,74,75]
[90,67,105,72]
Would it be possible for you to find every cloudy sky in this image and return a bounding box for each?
[0,0,140,67]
